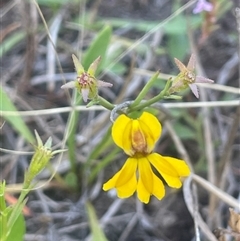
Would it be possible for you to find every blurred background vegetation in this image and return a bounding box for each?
[1,0,239,240]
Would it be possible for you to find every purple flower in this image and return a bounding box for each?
[61,54,112,102]
[169,54,214,98]
[193,0,213,14]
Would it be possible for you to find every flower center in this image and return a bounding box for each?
[131,129,147,153]
[77,73,94,88]
[185,71,195,83]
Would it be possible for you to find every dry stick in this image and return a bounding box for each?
[2,100,239,117]
[76,0,86,61]
[18,0,38,88]
[236,7,240,81]
[134,68,240,94]
[198,59,216,227]
[118,213,138,241]
[218,106,240,186]
[188,23,216,228]
[32,0,71,103]
[46,11,63,92]
[165,121,221,241]
[192,174,240,210]
[184,176,218,241]
[29,0,70,191]
[164,121,191,166]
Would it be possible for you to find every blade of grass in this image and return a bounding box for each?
[0,87,34,143]
[0,31,25,58]
[89,147,119,183]
[82,25,112,72]
[86,202,108,241]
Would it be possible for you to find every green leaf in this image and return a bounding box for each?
[6,212,26,241]
[173,122,196,140]
[64,171,78,189]
[7,197,28,235]
[0,87,35,143]
[36,0,78,7]
[167,34,189,60]
[86,202,108,241]
[163,15,201,35]
[83,25,112,73]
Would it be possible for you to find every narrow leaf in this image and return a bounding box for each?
[0,87,34,143]
[83,25,112,73]
[6,212,26,241]
[86,202,108,241]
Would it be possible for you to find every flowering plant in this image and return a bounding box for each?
[103,112,190,203]
[60,53,214,203]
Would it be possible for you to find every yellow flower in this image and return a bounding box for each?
[103,112,190,203]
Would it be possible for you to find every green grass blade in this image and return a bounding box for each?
[6,212,26,241]
[86,202,108,241]
[0,31,25,58]
[83,25,112,72]
[0,87,35,143]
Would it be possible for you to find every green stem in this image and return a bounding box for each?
[97,96,115,110]
[130,71,160,108]
[129,78,172,112]
[0,181,7,241]
[6,183,31,238]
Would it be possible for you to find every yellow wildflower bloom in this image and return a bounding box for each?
[103,112,190,203]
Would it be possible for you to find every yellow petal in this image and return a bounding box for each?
[116,174,137,198]
[115,157,137,187]
[103,158,137,198]
[148,153,179,176]
[137,176,150,204]
[112,114,133,156]
[103,169,121,191]
[163,156,191,176]
[136,156,153,203]
[152,173,165,200]
[138,156,153,193]
[148,153,189,188]
[159,173,182,188]
[137,157,165,203]
[138,112,162,153]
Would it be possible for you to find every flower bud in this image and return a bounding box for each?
[24,131,66,185]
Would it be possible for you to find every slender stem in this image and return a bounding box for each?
[130,71,160,108]
[0,181,7,241]
[97,96,115,110]
[6,183,31,238]
[129,78,172,112]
